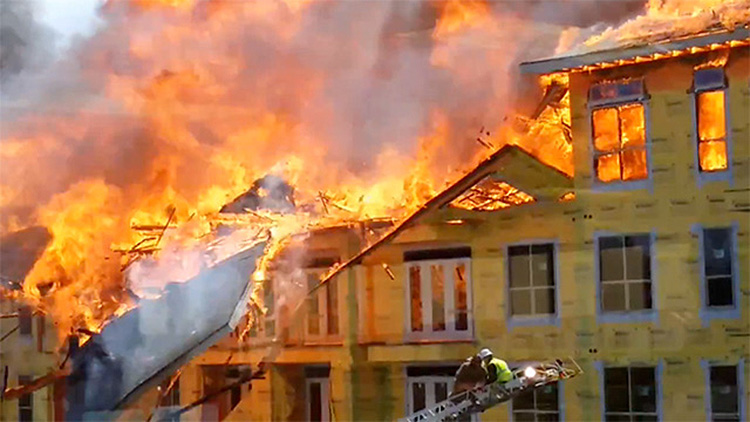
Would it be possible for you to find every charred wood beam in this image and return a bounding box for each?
[129,225,177,232]
[530,83,568,120]
[0,325,19,343]
[1,369,68,401]
[154,207,176,247]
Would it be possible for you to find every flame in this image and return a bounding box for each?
[583,0,750,50]
[2,0,740,343]
[132,0,196,10]
[697,90,728,171]
[592,103,647,182]
[697,90,727,143]
[433,0,491,38]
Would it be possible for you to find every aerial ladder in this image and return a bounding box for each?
[399,358,583,422]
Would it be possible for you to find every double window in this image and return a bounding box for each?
[406,366,477,422]
[589,80,649,183]
[702,228,735,308]
[512,382,560,421]
[598,235,652,313]
[508,243,556,319]
[405,248,472,341]
[603,366,658,421]
[305,261,340,342]
[693,68,729,173]
[708,365,740,422]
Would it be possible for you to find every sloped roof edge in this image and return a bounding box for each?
[520,26,750,75]
[314,144,572,288]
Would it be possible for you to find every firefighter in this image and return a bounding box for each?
[451,354,486,396]
[478,348,513,384]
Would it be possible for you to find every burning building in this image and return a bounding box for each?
[1,1,749,421]
[141,17,747,419]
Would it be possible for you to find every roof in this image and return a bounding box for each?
[67,242,265,415]
[313,144,572,290]
[520,26,750,74]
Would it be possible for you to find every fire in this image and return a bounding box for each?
[22,181,131,335]
[697,90,728,171]
[1,0,741,345]
[433,0,491,38]
[581,0,750,52]
[592,103,647,182]
[132,0,195,10]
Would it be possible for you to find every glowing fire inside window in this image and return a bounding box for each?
[592,103,648,183]
[697,90,728,172]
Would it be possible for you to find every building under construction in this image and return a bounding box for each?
[1,12,748,422]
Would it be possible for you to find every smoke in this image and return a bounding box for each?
[0,0,55,86]
[0,0,652,334]
[0,0,647,222]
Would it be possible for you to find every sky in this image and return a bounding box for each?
[37,0,102,47]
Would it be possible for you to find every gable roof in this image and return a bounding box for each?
[312,144,572,291]
[520,25,750,75]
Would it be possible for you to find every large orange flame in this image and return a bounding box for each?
[0,0,739,341]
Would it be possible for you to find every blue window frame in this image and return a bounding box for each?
[597,361,663,422]
[510,379,563,421]
[695,224,740,325]
[702,360,746,422]
[594,232,657,324]
[505,241,560,328]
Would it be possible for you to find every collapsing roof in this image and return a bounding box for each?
[66,242,265,419]
[520,26,750,74]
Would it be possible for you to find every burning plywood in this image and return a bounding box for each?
[65,242,265,419]
[449,176,533,211]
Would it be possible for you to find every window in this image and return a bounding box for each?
[603,366,658,421]
[599,235,652,312]
[406,366,477,422]
[508,244,556,318]
[694,68,729,172]
[159,375,180,407]
[703,228,734,308]
[709,365,740,422]
[512,383,560,421]
[306,367,331,422]
[405,247,472,341]
[158,374,181,422]
[248,278,276,340]
[18,375,33,422]
[305,261,339,341]
[225,367,242,412]
[589,80,648,183]
[19,306,32,337]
